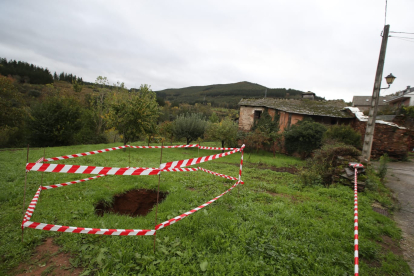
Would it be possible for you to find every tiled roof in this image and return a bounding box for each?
[238,98,353,118]
[352,96,393,106]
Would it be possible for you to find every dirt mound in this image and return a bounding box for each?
[95,189,168,217]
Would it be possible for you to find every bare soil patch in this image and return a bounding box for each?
[95,189,168,217]
[265,191,300,203]
[13,238,82,276]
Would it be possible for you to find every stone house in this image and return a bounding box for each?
[238,98,354,132]
[352,96,393,112]
[387,86,414,108]
[238,97,412,159]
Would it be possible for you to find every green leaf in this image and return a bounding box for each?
[200,260,208,272]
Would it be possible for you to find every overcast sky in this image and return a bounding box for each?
[0,0,413,102]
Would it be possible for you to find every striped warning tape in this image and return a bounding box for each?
[26,163,160,175]
[155,181,241,230]
[129,144,199,149]
[239,145,244,182]
[353,164,362,276]
[44,146,128,161]
[198,167,238,180]
[161,168,199,172]
[22,186,42,225]
[42,175,106,189]
[160,148,240,169]
[23,221,156,236]
[198,146,237,150]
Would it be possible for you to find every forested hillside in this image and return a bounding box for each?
[155,81,323,108]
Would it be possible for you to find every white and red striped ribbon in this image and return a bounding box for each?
[198,146,237,150]
[160,148,240,169]
[42,175,106,189]
[239,145,245,183]
[44,146,128,161]
[353,164,362,276]
[22,186,42,225]
[129,144,198,149]
[155,181,241,230]
[161,168,199,172]
[23,221,155,236]
[198,167,238,180]
[26,163,160,176]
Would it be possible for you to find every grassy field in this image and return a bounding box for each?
[0,142,412,275]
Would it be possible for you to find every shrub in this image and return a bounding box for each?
[401,106,414,118]
[377,153,389,181]
[323,124,362,148]
[300,143,361,187]
[284,120,327,159]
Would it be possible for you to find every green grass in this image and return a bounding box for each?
[0,142,412,275]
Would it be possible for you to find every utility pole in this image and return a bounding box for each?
[361,24,390,162]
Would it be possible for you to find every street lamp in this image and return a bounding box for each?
[381,73,396,89]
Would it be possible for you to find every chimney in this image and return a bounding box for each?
[302,92,315,100]
[405,86,411,94]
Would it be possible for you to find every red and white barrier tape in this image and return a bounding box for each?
[353,165,361,276]
[239,145,245,182]
[129,144,199,149]
[23,221,155,236]
[160,148,240,169]
[198,167,238,180]
[42,175,106,189]
[36,157,44,163]
[26,163,160,176]
[155,181,241,230]
[22,186,42,225]
[44,146,128,161]
[198,146,237,150]
[161,167,199,172]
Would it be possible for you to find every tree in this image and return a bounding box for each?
[159,121,174,145]
[323,124,361,148]
[107,84,159,146]
[173,113,207,144]
[205,117,238,150]
[28,96,82,147]
[284,120,327,159]
[72,78,83,93]
[0,76,26,147]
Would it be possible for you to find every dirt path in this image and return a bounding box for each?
[384,161,414,273]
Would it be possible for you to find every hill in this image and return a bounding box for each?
[155,81,322,108]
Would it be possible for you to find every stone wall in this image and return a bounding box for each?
[392,116,414,151]
[238,106,264,131]
[352,120,411,159]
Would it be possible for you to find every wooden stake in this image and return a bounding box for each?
[21,144,29,242]
[128,145,131,168]
[153,142,164,253]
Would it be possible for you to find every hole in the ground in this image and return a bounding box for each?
[95,189,168,217]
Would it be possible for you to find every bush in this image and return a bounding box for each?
[323,124,361,148]
[284,120,327,159]
[377,153,389,181]
[401,106,414,118]
[28,96,82,147]
[300,143,361,187]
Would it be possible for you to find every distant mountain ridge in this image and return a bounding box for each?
[154,81,322,108]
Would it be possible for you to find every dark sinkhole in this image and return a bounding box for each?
[95,189,168,217]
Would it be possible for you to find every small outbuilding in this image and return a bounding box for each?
[238,98,354,132]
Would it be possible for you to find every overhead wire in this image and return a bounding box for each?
[390,31,414,35]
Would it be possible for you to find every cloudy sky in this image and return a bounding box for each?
[0,0,413,101]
